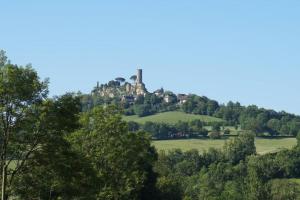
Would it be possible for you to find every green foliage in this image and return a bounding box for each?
[223,132,256,164]
[115,77,125,83]
[156,176,183,200]
[297,130,300,147]
[211,123,221,132]
[181,95,219,116]
[224,129,231,135]
[203,148,225,166]
[127,121,140,132]
[132,120,210,139]
[134,104,153,117]
[154,134,300,200]
[11,94,96,199]
[214,101,242,125]
[208,131,221,139]
[199,162,235,199]
[0,62,49,199]
[130,75,137,82]
[69,106,158,200]
[209,122,222,139]
[269,179,300,200]
[155,149,203,199]
[0,50,8,66]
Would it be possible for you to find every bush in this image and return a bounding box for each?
[269,179,300,200]
[127,121,140,132]
[200,129,209,137]
[224,129,231,135]
[134,104,152,117]
[208,131,221,139]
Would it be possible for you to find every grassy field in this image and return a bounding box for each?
[289,179,300,191]
[290,179,300,185]
[153,138,297,154]
[123,111,224,124]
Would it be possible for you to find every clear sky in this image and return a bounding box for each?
[1,1,300,114]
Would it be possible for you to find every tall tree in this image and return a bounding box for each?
[69,106,158,200]
[115,77,126,84]
[0,50,7,67]
[223,132,256,164]
[0,55,48,199]
[130,75,137,82]
[12,94,96,199]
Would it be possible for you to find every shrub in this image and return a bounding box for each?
[208,131,221,139]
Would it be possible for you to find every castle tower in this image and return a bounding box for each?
[134,68,147,96]
[136,69,143,84]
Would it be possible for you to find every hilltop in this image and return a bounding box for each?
[81,69,300,139]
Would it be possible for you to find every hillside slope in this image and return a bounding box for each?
[123,111,224,124]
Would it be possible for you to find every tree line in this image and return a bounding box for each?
[155,134,300,200]
[127,120,231,140]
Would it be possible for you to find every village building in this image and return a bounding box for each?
[177,94,188,105]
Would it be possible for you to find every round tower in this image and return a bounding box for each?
[136,69,143,84]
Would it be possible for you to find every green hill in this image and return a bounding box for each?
[123,111,224,124]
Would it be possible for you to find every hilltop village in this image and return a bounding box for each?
[86,68,300,139]
[92,69,188,105]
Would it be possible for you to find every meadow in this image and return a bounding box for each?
[153,138,297,154]
[123,111,224,124]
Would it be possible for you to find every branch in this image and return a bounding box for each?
[8,136,41,186]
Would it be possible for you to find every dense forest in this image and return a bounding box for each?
[1,51,300,200]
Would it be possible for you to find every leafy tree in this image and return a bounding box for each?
[69,106,158,200]
[199,162,234,199]
[267,119,281,134]
[206,100,219,116]
[209,123,222,139]
[297,130,300,147]
[134,104,152,117]
[0,50,7,67]
[130,75,137,82]
[115,77,125,84]
[224,129,231,135]
[214,101,242,125]
[223,132,256,164]
[127,121,140,132]
[189,120,203,131]
[212,123,221,132]
[156,176,183,200]
[176,121,191,136]
[269,179,300,200]
[11,94,97,199]
[135,95,145,104]
[0,61,48,199]
[174,150,202,176]
[208,131,221,139]
[108,80,120,87]
[202,148,224,166]
[245,154,285,200]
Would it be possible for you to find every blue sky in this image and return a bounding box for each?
[1,1,300,114]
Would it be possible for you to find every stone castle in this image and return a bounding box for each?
[92,68,188,105]
[93,69,148,98]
